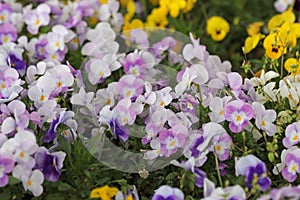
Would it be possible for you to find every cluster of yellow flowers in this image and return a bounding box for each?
[244,8,300,76]
[122,0,197,33]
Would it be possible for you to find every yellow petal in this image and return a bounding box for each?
[285,58,300,75]
[246,21,264,36]
[244,33,263,54]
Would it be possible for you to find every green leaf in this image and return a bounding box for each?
[0,189,11,200]
[57,134,72,155]
[165,172,178,181]
[8,175,20,185]
[46,193,65,200]
[58,182,75,191]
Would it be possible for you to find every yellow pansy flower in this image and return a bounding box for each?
[263,32,286,59]
[246,21,264,36]
[182,0,197,13]
[123,18,144,32]
[284,58,300,76]
[267,9,295,31]
[159,0,187,18]
[145,6,169,28]
[119,0,132,7]
[243,33,265,54]
[90,185,118,200]
[124,0,135,21]
[276,22,297,48]
[206,16,230,41]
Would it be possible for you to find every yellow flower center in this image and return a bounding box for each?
[126,91,132,97]
[293,135,299,141]
[40,95,46,102]
[1,83,6,90]
[215,145,221,152]
[105,99,111,105]
[98,71,104,77]
[291,163,298,172]
[236,115,242,122]
[35,19,41,26]
[261,120,266,126]
[3,36,9,43]
[27,180,32,186]
[169,140,175,147]
[219,110,224,116]
[57,82,62,88]
[19,151,25,158]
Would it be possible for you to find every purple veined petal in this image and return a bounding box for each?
[258,177,271,191]
[0,174,8,187]
[228,72,242,91]
[240,104,254,120]
[224,105,236,121]
[282,167,297,182]
[235,154,262,176]
[229,122,242,133]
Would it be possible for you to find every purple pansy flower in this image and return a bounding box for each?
[258,185,300,200]
[34,147,66,182]
[0,23,17,44]
[116,75,144,100]
[0,153,14,187]
[120,52,147,79]
[44,111,75,143]
[235,155,271,191]
[182,32,209,63]
[252,102,277,136]
[224,100,254,133]
[202,178,246,200]
[282,120,300,148]
[281,147,300,182]
[159,125,187,157]
[151,185,184,200]
[6,53,27,76]
[214,132,232,161]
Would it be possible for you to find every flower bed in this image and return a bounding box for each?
[1,0,300,199]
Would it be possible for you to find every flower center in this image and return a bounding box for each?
[0,83,6,90]
[261,120,266,126]
[27,180,32,186]
[35,19,41,26]
[169,140,175,147]
[271,47,279,53]
[215,145,221,152]
[3,36,9,43]
[293,135,299,141]
[19,151,25,158]
[219,110,224,116]
[40,95,46,102]
[57,82,62,88]
[236,115,242,122]
[105,99,111,105]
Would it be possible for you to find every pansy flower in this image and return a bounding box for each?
[284,58,300,76]
[206,16,230,41]
[34,147,66,182]
[235,155,271,191]
[224,100,254,133]
[151,185,184,200]
[282,120,300,148]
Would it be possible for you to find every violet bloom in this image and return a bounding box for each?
[120,52,147,79]
[34,147,66,182]
[159,125,187,157]
[99,105,130,142]
[0,23,17,44]
[6,53,27,76]
[151,185,184,200]
[115,75,144,100]
[151,36,176,58]
[182,32,209,63]
[24,4,51,34]
[252,102,277,136]
[235,155,271,191]
[224,100,254,133]
[282,120,300,148]
[0,153,14,187]
[280,147,300,182]
[44,111,75,143]
[202,178,246,200]
[214,132,232,161]
[258,185,300,200]
[0,68,23,103]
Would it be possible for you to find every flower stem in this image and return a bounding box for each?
[214,153,223,188]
